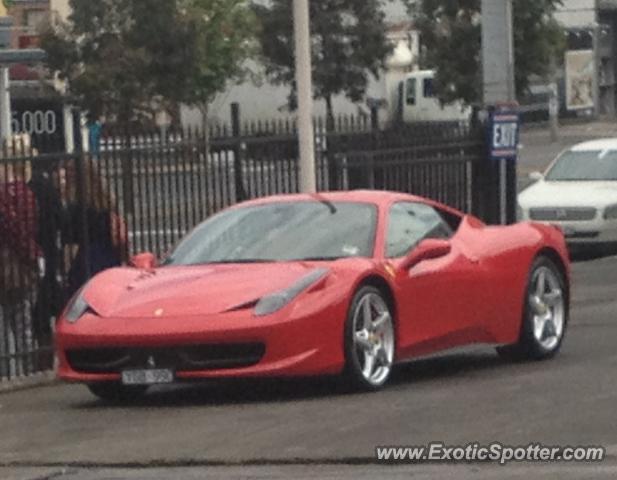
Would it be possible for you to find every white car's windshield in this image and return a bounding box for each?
[545,150,617,181]
[163,201,378,265]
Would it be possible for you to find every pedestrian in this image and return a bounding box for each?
[64,157,127,298]
[28,159,68,371]
[0,153,42,378]
[87,115,103,159]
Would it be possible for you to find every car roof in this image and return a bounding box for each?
[570,138,617,152]
[233,190,464,217]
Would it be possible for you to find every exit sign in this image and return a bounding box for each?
[489,105,520,161]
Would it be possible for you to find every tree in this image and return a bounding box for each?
[41,0,256,127]
[175,0,258,127]
[407,0,565,106]
[253,0,393,129]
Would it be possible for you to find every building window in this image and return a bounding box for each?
[25,9,47,30]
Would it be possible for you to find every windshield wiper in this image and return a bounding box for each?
[205,259,278,264]
[310,194,337,214]
[296,256,343,261]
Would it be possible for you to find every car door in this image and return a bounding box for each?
[386,202,486,358]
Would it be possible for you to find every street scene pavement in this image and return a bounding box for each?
[1,191,616,479]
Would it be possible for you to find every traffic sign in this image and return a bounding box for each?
[488,104,520,161]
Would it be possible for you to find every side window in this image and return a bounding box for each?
[423,78,434,98]
[406,78,417,106]
[386,202,454,258]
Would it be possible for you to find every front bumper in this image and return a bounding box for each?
[56,299,348,383]
[520,211,617,245]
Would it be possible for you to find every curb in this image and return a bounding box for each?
[0,371,57,394]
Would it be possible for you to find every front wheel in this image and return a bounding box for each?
[344,286,396,391]
[87,383,149,403]
[497,256,568,361]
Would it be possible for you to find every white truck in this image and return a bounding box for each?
[392,70,471,123]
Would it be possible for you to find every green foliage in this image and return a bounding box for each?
[176,0,258,112]
[41,0,256,125]
[253,0,393,122]
[407,0,565,106]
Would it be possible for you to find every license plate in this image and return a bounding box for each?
[121,369,174,386]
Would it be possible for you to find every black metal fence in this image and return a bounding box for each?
[0,117,492,381]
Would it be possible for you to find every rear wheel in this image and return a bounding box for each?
[87,383,149,403]
[497,256,568,361]
[344,286,395,391]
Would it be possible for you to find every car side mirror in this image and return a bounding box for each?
[131,252,158,270]
[401,238,452,270]
[529,171,544,181]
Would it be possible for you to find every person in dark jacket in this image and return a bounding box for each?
[28,163,68,370]
[64,157,127,299]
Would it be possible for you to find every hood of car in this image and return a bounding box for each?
[83,263,330,318]
[519,180,617,209]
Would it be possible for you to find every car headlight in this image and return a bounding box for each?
[254,268,329,317]
[64,289,90,323]
[604,204,617,220]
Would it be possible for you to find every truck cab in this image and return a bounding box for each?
[397,70,471,123]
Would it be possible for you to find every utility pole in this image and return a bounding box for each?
[293,0,316,193]
[0,65,10,143]
[482,0,517,226]
[482,0,515,104]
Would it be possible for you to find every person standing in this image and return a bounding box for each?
[28,162,67,370]
[0,159,42,378]
[64,157,127,298]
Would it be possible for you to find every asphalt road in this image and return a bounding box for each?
[1,252,617,479]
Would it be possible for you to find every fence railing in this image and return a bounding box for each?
[0,119,489,382]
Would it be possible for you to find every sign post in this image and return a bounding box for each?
[488,103,520,225]
[0,48,46,144]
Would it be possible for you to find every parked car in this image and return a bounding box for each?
[518,139,617,249]
[56,191,570,401]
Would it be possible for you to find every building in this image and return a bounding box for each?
[6,0,70,90]
[598,1,617,116]
[553,0,617,117]
[182,19,420,128]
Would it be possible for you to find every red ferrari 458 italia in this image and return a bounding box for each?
[56,191,570,400]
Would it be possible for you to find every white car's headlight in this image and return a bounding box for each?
[64,290,91,323]
[604,204,617,220]
[254,268,329,317]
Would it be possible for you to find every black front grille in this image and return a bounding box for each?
[66,343,266,374]
[529,207,597,221]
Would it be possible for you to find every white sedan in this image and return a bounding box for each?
[518,139,617,247]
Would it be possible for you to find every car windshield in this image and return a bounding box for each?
[545,150,617,181]
[163,201,378,265]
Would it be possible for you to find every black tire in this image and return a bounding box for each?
[343,286,395,391]
[497,256,568,361]
[87,383,149,403]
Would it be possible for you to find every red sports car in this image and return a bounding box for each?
[56,191,570,401]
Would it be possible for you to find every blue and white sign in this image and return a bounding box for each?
[489,106,520,161]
